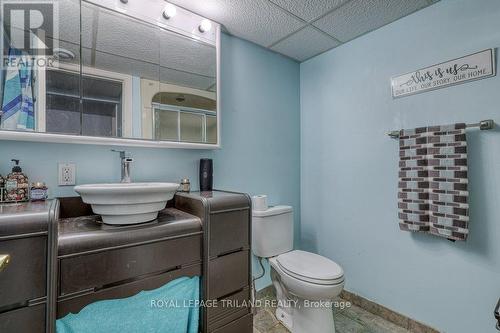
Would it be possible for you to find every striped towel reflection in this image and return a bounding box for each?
[398,123,469,241]
[1,48,34,131]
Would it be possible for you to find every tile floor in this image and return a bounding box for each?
[253,291,411,333]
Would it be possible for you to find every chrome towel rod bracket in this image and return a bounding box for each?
[387,119,495,139]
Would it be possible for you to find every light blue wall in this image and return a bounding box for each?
[0,34,300,289]
[300,0,500,332]
[215,33,300,208]
[214,34,301,289]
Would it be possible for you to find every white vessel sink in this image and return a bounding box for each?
[74,182,179,225]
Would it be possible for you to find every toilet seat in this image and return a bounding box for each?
[276,250,344,285]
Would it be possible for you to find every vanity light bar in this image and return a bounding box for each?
[386,119,495,139]
[84,0,218,44]
[160,3,212,34]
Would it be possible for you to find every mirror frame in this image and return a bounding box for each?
[0,1,221,149]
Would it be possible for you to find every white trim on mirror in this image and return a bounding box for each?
[0,130,220,149]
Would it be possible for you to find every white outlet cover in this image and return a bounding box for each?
[58,163,76,186]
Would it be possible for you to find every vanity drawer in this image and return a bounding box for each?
[208,287,251,331]
[209,210,249,257]
[58,263,201,317]
[0,236,47,308]
[211,313,253,333]
[0,304,46,333]
[60,234,202,295]
[208,250,249,299]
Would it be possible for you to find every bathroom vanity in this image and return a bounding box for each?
[55,199,203,319]
[0,190,252,333]
[0,202,52,333]
[175,191,253,332]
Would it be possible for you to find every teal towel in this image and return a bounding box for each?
[56,276,200,333]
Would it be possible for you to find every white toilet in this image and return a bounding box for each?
[252,205,344,333]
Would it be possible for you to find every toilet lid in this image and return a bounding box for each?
[276,250,344,284]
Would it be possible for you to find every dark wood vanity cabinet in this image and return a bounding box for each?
[55,203,203,320]
[0,190,252,333]
[175,191,253,333]
[0,202,52,333]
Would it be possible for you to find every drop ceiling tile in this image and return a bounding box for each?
[89,50,160,82]
[160,67,215,91]
[50,0,80,43]
[313,0,429,42]
[80,3,95,49]
[168,0,305,47]
[158,29,216,77]
[82,3,161,65]
[269,0,349,22]
[271,26,339,61]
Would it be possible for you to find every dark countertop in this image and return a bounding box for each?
[58,207,202,257]
[0,201,52,237]
[175,190,251,212]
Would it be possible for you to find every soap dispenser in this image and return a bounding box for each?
[5,159,29,202]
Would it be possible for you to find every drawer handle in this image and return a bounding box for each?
[0,254,11,272]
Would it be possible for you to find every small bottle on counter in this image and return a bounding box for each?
[30,182,48,201]
[0,174,5,202]
[179,178,191,192]
[5,159,29,202]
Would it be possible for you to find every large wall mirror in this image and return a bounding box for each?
[0,0,220,148]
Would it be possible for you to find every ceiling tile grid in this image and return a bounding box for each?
[270,26,340,62]
[268,0,350,23]
[312,0,431,43]
[156,0,439,62]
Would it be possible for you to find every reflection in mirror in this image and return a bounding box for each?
[0,0,218,146]
[80,1,160,139]
[0,0,82,133]
[142,26,217,143]
[152,92,217,144]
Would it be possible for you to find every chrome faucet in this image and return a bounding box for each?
[111,150,133,183]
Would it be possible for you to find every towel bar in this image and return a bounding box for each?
[386,119,495,139]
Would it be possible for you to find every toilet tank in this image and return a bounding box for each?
[252,205,293,258]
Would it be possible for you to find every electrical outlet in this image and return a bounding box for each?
[58,163,76,186]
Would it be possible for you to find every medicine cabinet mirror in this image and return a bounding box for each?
[0,0,220,148]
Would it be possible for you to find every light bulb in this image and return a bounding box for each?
[163,4,176,19]
[199,19,212,33]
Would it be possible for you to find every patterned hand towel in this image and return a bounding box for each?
[398,123,469,241]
